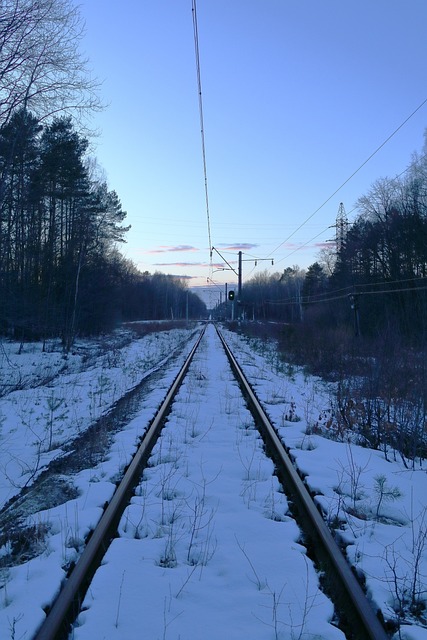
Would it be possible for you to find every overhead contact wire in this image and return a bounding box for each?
[191,0,213,268]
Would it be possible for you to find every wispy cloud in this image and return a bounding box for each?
[215,243,259,251]
[281,241,334,252]
[146,245,199,254]
[314,241,334,249]
[153,261,212,267]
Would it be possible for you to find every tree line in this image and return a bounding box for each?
[227,139,427,465]
[230,138,427,347]
[0,108,206,347]
[0,0,207,348]
[0,109,126,346]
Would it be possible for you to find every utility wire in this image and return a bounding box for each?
[355,275,427,289]
[276,225,335,265]
[276,151,427,267]
[288,275,427,303]
[268,96,427,258]
[360,285,427,296]
[267,283,427,307]
[282,157,427,268]
[191,0,213,266]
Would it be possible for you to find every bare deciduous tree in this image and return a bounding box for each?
[0,0,102,128]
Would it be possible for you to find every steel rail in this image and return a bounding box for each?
[33,326,206,640]
[216,326,389,640]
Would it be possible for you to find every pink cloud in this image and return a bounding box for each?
[153,261,208,267]
[314,241,335,249]
[215,243,258,251]
[152,261,225,269]
[283,241,335,251]
[146,245,199,254]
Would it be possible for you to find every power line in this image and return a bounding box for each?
[266,285,427,308]
[280,147,427,266]
[357,284,427,296]
[287,275,427,303]
[355,275,427,290]
[305,276,427,304]
[268,96,427,259]
[276,224,335,265]
[263,275,427,307]
[276,151,427,267]
[191,0,212,264]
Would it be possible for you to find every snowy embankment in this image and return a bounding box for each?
[223,328,427,640]
[0,323,426,639]
[0,326,199,639]
[0,328,198,509]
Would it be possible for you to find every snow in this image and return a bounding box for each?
[223,329,427,640]
[0,323,426,639]
[0,328,196,507]
[72,325,343,640]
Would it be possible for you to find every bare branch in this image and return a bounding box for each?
[0,0,103,128]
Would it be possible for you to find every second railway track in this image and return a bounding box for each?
[34,323,388,640]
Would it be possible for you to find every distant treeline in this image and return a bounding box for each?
[0,109,206,347]
[228,143,427,346]
[0,1,207,348]
[226,148,427,466]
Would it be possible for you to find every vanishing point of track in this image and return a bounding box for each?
[34,323,388,640]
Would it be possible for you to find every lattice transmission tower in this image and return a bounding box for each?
[336,202,348,251]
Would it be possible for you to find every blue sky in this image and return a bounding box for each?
[80,1,427,303]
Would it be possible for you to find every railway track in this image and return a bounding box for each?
[33,323,388,640]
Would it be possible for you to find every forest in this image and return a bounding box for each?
[0,0,206,348]
[221,148,427,464]
[233,151,427,344]
[0,110,206,346]
[232,149,427,345]
[1,0,427,360]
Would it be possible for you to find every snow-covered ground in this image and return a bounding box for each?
[72,323,343,640]
[0,325,199,639]
[223,328,427,640]
[0,327,200,510]
[0,323,426,639]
